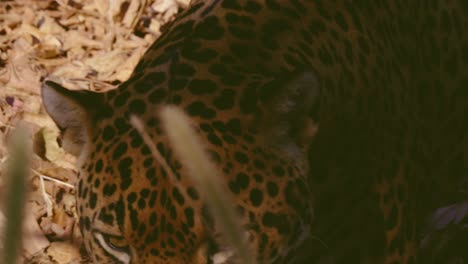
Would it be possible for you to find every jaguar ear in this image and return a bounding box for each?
[257,71,319,164]
[41,80,104,156]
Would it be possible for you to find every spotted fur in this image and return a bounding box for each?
[42,1,468,263]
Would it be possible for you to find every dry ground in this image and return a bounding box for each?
[0,0,189,262]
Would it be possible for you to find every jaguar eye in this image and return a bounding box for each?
[94,232,131,263]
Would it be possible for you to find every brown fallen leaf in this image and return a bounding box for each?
[46,241,81,264]
[22,206,50,260]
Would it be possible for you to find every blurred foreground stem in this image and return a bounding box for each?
[2,126,31,264]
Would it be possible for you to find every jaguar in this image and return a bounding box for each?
[41,0,468,263]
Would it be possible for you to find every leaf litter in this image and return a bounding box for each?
[0,0,189,262]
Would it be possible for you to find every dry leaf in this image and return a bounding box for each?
[22,207,50,259]
[46,242,81,263]
[39,127,76,169]
[0,1,187,262]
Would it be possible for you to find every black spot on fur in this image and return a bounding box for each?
[172,187,185,206]
[113,142,128,159]
[208,63,227,76]
[160,189,167,207]
[95,159,103,173]
[272,165,285,177]
[207,133,222,146]
[146,168,158,186]
[228,27,255,40]
[102,126,115,141]
[149,88,167,104]
[98,208,114,225]
[83,216,91,231]
[137,223,146,236]
[186,101,216,119]
[170,63,196,76]
[184,207,195,227]
[118,157,133,190]
[170,205,177,220]
[221,0,241,10]
[237,172,250,189]
[187,187,199,200]
[261,19,290,49]
[130,208,139,230]
[262,212,290,234]
[222,134,237,144]
[145,228,159,244]
[134,72,167,93]
[168,77,189,90]
[149,191,158,207]
[245,0,262,13]
[226,118,242,135]
[234,151,249,164]
[140,189,150,198]
[150,212,157,225]
[175,231,185,243]
[129,130,143,148]
[127,192,137,204]
[253,173,263,183]
[103,183,117,197]
[100,104,114,119]
[188,79,217,94]
[170,94,182,105]
[89,191,97,209]
[181,40,217,62]
[254,159,265,169]
[250,188,263,207]
[115,197,125,226]
[141,145,151,155]
[138,197,146,209]
[114,90,130,107]
[194,16,224,40]
[82,187,88,199]
[267,181,279,197]
[150,248,160,256]
[114,118,131,135]
[229,42,252,59]
[129,99,146,114]
[200,123,213,133]
[209,149,221,163]
[213,89,236,109]
[94,178,100,188]
[225,13,239,24]
[211,121,226,132]
[229,180,240,194]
